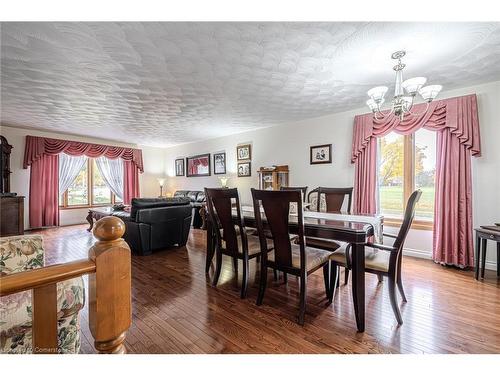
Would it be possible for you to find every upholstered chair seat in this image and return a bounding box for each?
[267,244,333,272]
[0,235,85,354]
[221,232,274,256]
[329,243,390,272]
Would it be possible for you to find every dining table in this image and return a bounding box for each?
[204,205,384,333]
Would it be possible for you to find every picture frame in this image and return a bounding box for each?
[175,158,185,176]
[310,144,332,164]
[186,153,211,177]
[237,162,251,177]
[213,152,226,175]
[236,144,251,161]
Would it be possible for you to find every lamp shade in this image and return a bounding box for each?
[157,178,166,187]
[402,77,427,95]
[367,86,388,103]
[418,85,442,102]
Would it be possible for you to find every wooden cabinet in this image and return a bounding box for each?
[1,196,25,236]
[258,165,289,191]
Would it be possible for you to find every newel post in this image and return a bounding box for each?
[88,216,131,354]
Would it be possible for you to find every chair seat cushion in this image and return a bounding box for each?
[221,229,273,256]
[305,236,341,251]
[330,243,390,272]
[268,244,332,272]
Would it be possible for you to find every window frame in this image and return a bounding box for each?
[379,132,434,231]
[60,158,121,210]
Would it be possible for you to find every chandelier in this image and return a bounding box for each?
[366,51,442,120]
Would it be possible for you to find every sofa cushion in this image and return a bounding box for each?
[187,191,199,202]
[173,190,190,198]
[130,197,190,220]
[196,191,206,202]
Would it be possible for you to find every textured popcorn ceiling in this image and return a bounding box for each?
[1,22,500,146]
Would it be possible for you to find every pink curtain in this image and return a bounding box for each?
[123,160,140,205]
[351,94,481,268]
[29,154,59,228]
[23,135,144,172]
[24,135,144,227]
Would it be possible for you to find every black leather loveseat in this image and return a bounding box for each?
[112,197,193,256]
[173,190,206,229]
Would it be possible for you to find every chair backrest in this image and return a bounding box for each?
[307,187,353,213]
[251,189,306,272]
[280,186,308,202]
[204,187,248,256]
[393,190,422,251]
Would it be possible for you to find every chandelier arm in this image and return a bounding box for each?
[409,101,430,116]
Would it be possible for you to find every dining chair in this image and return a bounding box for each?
[307,187,353,213]
[280,186,308,202]
[251,188,333,325]
[306,187,353,285]
[204,187,273,299]
[328,190,422,325]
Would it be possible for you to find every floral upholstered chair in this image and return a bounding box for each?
[0,235,85,354]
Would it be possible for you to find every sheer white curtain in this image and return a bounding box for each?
[59,153,87,196]
[95,156,124,200]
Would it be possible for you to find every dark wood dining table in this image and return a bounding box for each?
[205,206,383,332]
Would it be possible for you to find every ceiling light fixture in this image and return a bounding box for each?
[366,51,442,120]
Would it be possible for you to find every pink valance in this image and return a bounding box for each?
[351,94,481,163]
[23,135,144,172]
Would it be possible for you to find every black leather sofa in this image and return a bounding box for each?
[173,190,206,229]
[112,197,193,256]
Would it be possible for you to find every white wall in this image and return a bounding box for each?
[163,80,500,269]
[0,125,163,228]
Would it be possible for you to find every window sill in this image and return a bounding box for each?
[59,204,112,210]
[383,217,433,231]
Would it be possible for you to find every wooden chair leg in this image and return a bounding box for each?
[256,261,268,306]
[298,274,307,325]
[241,256,249,299]
[396,273,407,302]
[322,262,330,298]
[388,275,403,325]
[344,268,349,284]
[283,272,288,285]
[273,269,278,281]
[233,256,238,274]
[212,247,222,287]
[377,274,383,283]
[328,263,339,304]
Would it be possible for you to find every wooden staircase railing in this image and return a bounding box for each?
[0,216,132,354]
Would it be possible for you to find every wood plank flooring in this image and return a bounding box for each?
[33,224,500,354]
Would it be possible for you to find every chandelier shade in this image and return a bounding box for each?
[419,85,443,102]
[401,77,427,95]
[367,86,388,103]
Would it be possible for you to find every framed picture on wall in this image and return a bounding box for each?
[213,152,226,175]
[237,144,251,161]
[186,153,211,177]
[310,144,332,164]
[237,162,251,177]
[175,158,185,176]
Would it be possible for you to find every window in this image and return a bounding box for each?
[60,158,122,208]
[377,129,436,228]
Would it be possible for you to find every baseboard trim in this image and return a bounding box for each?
[403,248,498,271]
[403,247,432,260]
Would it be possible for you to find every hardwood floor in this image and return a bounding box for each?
[33,224,500,354]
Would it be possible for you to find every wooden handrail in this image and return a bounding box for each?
[0,259,96,296]
[0,216,131,354]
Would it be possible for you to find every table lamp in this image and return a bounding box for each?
[157,178,166,197]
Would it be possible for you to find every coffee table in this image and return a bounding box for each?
[86,207,114,232]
